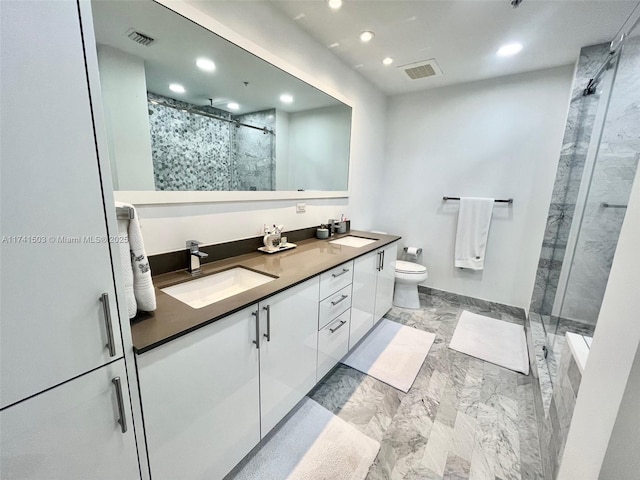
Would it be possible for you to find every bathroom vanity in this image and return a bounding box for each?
[132,232,399,480]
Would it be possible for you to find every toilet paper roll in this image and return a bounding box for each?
[406,247,420,256]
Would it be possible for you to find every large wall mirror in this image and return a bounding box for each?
[90,0,352,202]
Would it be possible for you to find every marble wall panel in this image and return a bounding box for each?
[233,110,276,191]
[147,94,276,191]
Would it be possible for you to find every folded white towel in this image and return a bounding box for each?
[454,197,494,270]
[116,214,136,318]
[116,201,156,317]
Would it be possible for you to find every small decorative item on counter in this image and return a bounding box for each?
[259,224,296,253]
[263,224,283,252]
[316,225,329,239]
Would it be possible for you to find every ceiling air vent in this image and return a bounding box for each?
[126,28,155,47]
[400,59,443,80]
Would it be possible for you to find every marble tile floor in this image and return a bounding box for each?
[309,290,544,480]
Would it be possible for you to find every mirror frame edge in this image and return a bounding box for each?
[109,0,354,205]
[114,190,349,205]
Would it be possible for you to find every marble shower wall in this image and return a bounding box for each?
[233,110,276,191]
[529,43,610,317]
[560,36,640,323]
[147,93,275,191]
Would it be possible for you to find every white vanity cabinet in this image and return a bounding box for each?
[0,359,139,480]
[258,277,320,437]
[350,242,399,349]
[374,242,398,323]
[137,306,261,480]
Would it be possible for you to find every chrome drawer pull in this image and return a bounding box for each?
[331,294,348,306]
[329,320,347,334]
[100,293,116,357]
[263,305,271,342]
[252,310,260,349]
[332,268,350,278]
[112,377,127,434]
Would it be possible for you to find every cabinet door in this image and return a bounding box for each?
[137,306,260,480]
[0,0,122,408]
[374,243,398,323]
[317,309,351,381]
[0,359,139,480]
[259,277,319,437]
[350,251,378,349]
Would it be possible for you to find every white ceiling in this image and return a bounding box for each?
[270,0,639,95]
[91,0,341,114]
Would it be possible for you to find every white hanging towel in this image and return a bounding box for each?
[115,201,156,317]
[454,197,494,270]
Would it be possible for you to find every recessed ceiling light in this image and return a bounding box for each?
[497,42,523,57]
[169,83,185,93]
[227,102,240,111]
[359,31,375,43]
[294,13,305,21]
[327,0,342,9]
[196,58,216,72]
[280,94,294,104]
[329,42,340,49]
[354,64,364,69]
[382,57,394,66]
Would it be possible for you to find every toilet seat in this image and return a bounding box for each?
[395,260,427,274]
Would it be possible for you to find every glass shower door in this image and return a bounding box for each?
[546,37,640,381]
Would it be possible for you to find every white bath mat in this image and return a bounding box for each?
[449,310,529,374]
[341,319,436,392]
[230,397,379,480]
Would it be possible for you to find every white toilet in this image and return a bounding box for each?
[393,260,428,309]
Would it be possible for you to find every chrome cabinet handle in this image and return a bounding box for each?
[329,320,347,333]
[100,293,116,357]
[112,377,127,433]
[263,305,271,342]
[377,251,382,271]
[331,294,349,306]
[252,310,260,349]
[381,250,385,270]
[332,268,350,278]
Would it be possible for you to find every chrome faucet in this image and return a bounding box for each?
[328,219,339,236]
[186,240,208,275]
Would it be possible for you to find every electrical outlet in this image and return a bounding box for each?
[296,202,306,213]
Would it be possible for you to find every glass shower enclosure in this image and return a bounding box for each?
[534,33,640,385]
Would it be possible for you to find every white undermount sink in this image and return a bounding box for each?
[329,235,377,248]
[161,267,276,309]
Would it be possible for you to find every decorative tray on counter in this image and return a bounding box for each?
[257,242,297,254]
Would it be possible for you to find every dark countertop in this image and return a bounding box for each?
[132,230,401,353]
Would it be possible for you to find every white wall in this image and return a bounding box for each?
[599,344,640,479]
[97,45,155,191]
[378,66,574,308]
[125,0,387,254]
[275,109,290,191]
[288,105,351,191]
[557,159,640,479]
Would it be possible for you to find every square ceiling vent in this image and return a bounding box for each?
[399,59,443,80]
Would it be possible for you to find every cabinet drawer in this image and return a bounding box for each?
[319,261,354,300]
[317,310,350,381]
[319,284,352,330]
